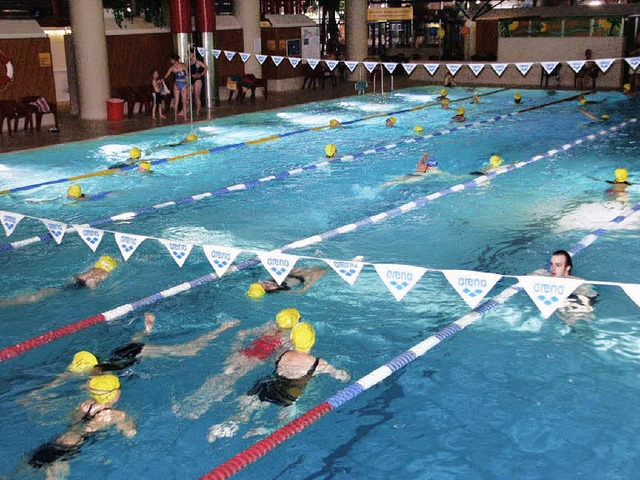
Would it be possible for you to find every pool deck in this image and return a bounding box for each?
[0,77,421,155]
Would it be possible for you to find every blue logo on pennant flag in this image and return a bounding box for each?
[48,223,62,237]
[213,259,228,269]
[172,250,186,260]
[537,294,559,306]
[463,287,484,298]
[121,243,134,253]
[270,266,288,277]
[5,222,14,230]
[339,268,357,277]
[256,55,267,64]
[389,280,409,291]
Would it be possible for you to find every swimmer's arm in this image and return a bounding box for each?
[17,371,72,407]
[291,266,330,293]
[97,409,137,437]
[315,359,349,381]
[577,108,598,121]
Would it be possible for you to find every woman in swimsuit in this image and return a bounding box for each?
[27,374,136,479]
[164,54,189,120]
[207,322,349,442]
[172,308,300,420]
[189,50,209,117]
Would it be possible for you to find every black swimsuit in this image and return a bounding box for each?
[247,353,320,407]
[265,274,306,293]
[97,342,145,372]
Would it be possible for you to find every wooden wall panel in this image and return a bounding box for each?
[0,38,56,103]
[475,20,499,58]
[261,27,301,80]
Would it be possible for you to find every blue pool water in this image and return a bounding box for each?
[1,87,640,479]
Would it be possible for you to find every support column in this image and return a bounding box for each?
[234,0,262,79]
[195,0,217,108]
[170,0,191,68]
[345,0,368,79]
[68,0,110,120]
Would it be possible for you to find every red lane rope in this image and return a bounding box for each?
[200,402,333,480]
[0,314,106,362]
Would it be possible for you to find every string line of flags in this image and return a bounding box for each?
[2,209,640,318]
[198,46,640,78]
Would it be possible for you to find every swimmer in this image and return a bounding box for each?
[382,153,446,187]
[437,88,448,101]
[173,308,301,419]
[471,95,480,104]
[443,73,457,87]
[577,107,610,122]
[386,117,397,127]
[325,143,338,158]
[137,161,152,174]
[329,119,342,128]
[470,155,504,175]
[441,97,451,109]
[622,83,635,97]
[533,250,597,325]
[413,125,424,135]
[577,93,600,105]
[19,313,239,410]
[452,106,466,122]
[107,147,143,170]
[207,322,349,442]
[247,264,337,298]
[0,255,118,307]
[27,374,136,479]
[514,93,523,104]
[600,168,633,203]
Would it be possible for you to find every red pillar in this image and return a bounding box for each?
[170,0,191,33]
[194,0,216,33]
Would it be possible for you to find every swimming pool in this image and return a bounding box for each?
[1,86,639,479]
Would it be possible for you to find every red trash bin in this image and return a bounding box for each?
[106,98,125,121]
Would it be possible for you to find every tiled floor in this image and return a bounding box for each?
[0,77,421,155]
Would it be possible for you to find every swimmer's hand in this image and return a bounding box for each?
[335,369,350,381]
[222,319,241,329]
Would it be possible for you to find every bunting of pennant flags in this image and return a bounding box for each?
[1,209,640,318]
[204,49,640,78]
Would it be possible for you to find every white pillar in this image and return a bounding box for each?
[69,0,110,120]
[346,0,368,79]
[234,0,262,78]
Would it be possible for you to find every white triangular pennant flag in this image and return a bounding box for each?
[288,57,301,68]
[402,63,417,75]
[41,218,67,245]
[256,54,267,65]
[325,60,339,71]
[0,210,24,237]
[212,49,221,59]
[374,264,427,301]
[468,63,485,77]
[344,61,358,72]
[363,62,378,73]
[620,283,640,308]
[568,60,586,74]
[541,62,559,75]
[446,64,462,75]
[307,59,320,70]
[72,224,104,252]
[625,57,640,71]
[424,64,439,75]
[272,55,284,66]
[383,62,397,74]
[491,63,508,76]
[595,58,615,73]
[257,252,299,285]
[517,275,583,319]
[325,258,365,286]
[224,51,236,61]
[442,270,502,309]
[114,232,147,261]
[160,239,194,268]
[239,52,251,63]
[515,62,533,75]
[197,47,206,58]
[202,244,241,277]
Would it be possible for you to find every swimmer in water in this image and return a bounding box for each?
[436,88,448,101]
[577,107,610,122]
[452,106,466,122]
[207,322,349,442]
[26,374,136,480]
[172,308,302,419]
[470,155,504,175]
[385,117,397,127]
[0,255,119,307]
[382,153,447,187]
[591,168,634,204]
[247,265,332,298]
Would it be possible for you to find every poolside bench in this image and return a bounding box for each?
[22,96,59,132]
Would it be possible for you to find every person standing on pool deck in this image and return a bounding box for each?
[27,374,136,479]
[207,322,349,442]
[164,54,189,120]
[172,308,301,419]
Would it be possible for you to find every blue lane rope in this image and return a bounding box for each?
[0,93,585,255]
[0,118,635,362]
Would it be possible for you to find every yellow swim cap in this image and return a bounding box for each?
[325,144,337,158]
[185,133,198,142]
[387,117,397,126]
[95,255,117,273]
[129,147,141,160]
[456,106,465,116]
[579,97,587,105]
[600,114,610,120]
[614,168,628,183]
[246,283,266,299]
[442,98,450,106]
[623,83,631,91]
[276,308,301,330]
[413,125,424,134]
[329,119,340,128]
[514,93,522,101]
[291,322,315,352]
[490,155,503,167]
[139,161,151,171]
[68,351,98,373]
[89,374,120,404]
[441,88,448,97]
[67,184,82,198]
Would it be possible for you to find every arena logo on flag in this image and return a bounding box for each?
[73,224,104,252]
[239,53,251,63]
[41,219,66,244]
[374,264,427,301]
[446,64,462,75]
[212,49,221,58]
[326,60,339,71]
[257,252,299,285]
[424,64,439,75]
[595,58,615,73]
[517,275,583,319]
[224,51,236,61]
[272,56,284,66]
[326,258,365,286]
[288,57,301,68]
[515,63,533,75]
[402,63,416,75]
[114,232,147,261]
[491,63,508,76]
[202,245,241,277]
[383,62,397,73]
[256,55,267,64]
[442,270,502,308]
[364,62,378,73]
[160,239,193,268]
[625,57,640,71]
[307,59,320,69]
[197,47,207,57]
[468,64,485,76]
[568,60,586,73]
[0,210,24,237]
[541,62,559,74]
[344,61,358,72]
